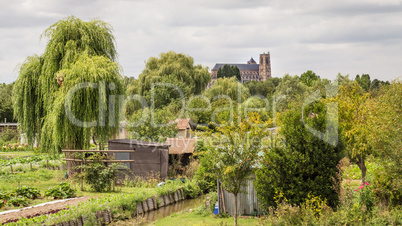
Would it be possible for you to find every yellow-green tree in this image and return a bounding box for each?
[332,81,372,182]
[210,113,269,226]
[368,80,401,205]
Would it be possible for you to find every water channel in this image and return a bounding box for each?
[111,195,205,225]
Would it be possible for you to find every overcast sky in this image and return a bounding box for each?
[1,0,401,84]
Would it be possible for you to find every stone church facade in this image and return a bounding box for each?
[210,52,271,83]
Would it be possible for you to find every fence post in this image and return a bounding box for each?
[10,165,13,174]
[81,159,84,191]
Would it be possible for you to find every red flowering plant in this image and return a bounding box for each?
[355,182,370,192]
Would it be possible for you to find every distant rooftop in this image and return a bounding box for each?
[108,139,171,148]
[212,63,259,71]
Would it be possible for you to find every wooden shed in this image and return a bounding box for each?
[217,173,263,215]
[108,139,170,180]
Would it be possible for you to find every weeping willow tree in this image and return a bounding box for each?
[13,16,123,153]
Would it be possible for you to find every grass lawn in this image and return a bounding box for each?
[151,210,260,226]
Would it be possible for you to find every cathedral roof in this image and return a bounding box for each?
[248,57,256,64]
[212,63,259,71]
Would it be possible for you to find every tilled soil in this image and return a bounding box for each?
[0,196,93,224]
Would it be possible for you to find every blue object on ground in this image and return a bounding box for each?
[213,204,219,215]
[157,182,165,187]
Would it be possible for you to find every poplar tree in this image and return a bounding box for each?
[13,16,123,153]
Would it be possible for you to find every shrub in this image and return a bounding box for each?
[14,186,40,199]
[44,182,76,199]
[195,151,217,192]
[357,182,375,212]
[75,153,124,192]
[254,107,344,209]
[8,196,29,207]
[182,179,202,198]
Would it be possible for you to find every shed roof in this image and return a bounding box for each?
[212,63,259,71]
[108,139,171,148]
[174,118,191,130]
[165,138,197,154]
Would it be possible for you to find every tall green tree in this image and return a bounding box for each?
[368,80,402,205]
[0,83,15,123]
[330,81,372,182]
[127,107,178,143]
[300,70,320,87]
[273,74,308,112]
[355,74,371,92]
[205,77,250,103]
[217,64,241,82]
[138,51,210,109]
[13,16,123,153]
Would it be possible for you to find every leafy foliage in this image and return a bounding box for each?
[76,153,123,192]
[0,83,15,122]
[44,182,76,199]
[217,64,241,82]
[137,51,210,109]
[14,186,40,199]
[205,77,250,103]
[127,107,178,143]
[209,113,270,225]
[13,16,123,153]
[8,196,29,207]
[254,107,344,209]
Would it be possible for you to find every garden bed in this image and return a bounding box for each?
[0,196,93,224]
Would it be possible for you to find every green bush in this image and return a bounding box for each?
[357,182,375,212]
[182,179,202,198]
[372,160,402,207]
[76,153,123,192]
[254,106,344,209]
[194,150,217,192]
[44,182,76,199]
[8,196,29,207]
[14,186,40,199]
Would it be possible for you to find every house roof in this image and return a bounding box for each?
[175,118,191,130]
[212,63,259,71]
[165,138,197,154]
[108,139,171,148]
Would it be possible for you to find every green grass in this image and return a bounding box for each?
[0,151,36,159]
[342,156,381,181]
[150,210,260,226]
[0,168,157,211]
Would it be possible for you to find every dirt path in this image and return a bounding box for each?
[0,196,93,224]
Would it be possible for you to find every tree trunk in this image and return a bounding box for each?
[234,193,238,226]
[357,156,367,183]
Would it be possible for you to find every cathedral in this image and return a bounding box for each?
[210,52,271,83]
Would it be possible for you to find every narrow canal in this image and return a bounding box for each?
[111,195,205,225]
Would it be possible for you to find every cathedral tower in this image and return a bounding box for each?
[259,52,271,81]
